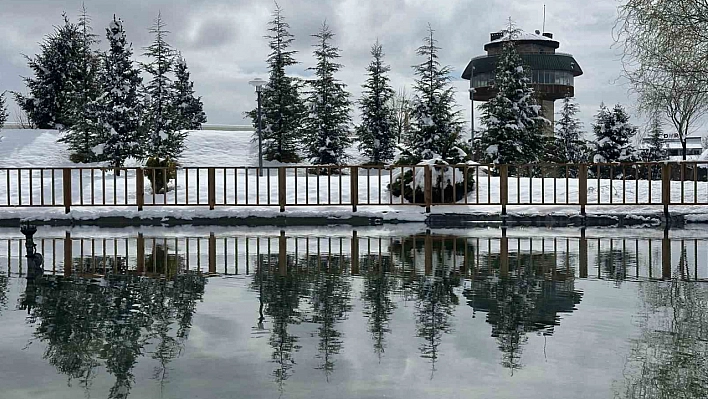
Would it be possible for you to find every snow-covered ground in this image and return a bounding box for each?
[0,129,707,222]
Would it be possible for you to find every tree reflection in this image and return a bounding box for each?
[359,253,397,360]
[0,271,8,315]
[251,254,309,389]
[391,235,465,375]
[19,268,206,398]
[614,279,708,398]
[464,249,582,371]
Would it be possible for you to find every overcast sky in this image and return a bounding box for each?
[0,0,633,133]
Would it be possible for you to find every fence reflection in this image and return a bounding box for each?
[1,231,707,281]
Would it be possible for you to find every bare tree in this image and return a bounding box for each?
[615,1,708,160]
[389,87,412,144]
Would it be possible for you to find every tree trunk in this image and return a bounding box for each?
[682,139,687,161]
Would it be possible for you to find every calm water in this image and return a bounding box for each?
[0,227,707,399]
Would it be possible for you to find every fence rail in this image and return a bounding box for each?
[0,162,706,214]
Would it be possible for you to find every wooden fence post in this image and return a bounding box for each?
[351,231,359,275]
[279,230,287,275]
[208,167,216,210]
[424,165,432,213]
[64,231,72,277]
[136,233,145,275]
[208,232,216,274]
[62,168,72,214]
[662,228,671,279]
[499,164,508,216]
[579,164,588,217]
[662,163,671,222]
[579,228,588,278]
[424,232,433,275]
[278,168,287,212]
[350,166,358,212]
[136,168,144,211]
[500,227,509,278]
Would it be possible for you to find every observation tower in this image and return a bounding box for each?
[462,30,583,136]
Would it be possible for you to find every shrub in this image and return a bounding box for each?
[144,157,178,194]
[389,158,475,204]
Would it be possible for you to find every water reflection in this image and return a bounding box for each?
[18,259,206,398]
[0,229,707,398]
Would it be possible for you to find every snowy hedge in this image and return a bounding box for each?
[388,158,475,204]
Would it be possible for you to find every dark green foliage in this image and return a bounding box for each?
[303,22,352,167]
[360,254,397,358]
[172,55,206,131]
[144,157,177,194]
[407,25,464,163]
[0,91,7,130]
[141,13,185,161]
[478,27,546,165]
[356,40,396,164]
[388,159,475,204]
[247,5,306,163]
[554,96,587,163]
[641,115,667,162]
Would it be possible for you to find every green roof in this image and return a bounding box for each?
[462,53,583,80]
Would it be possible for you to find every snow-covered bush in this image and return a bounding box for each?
[144,157,178,194]
[389,157,475,204]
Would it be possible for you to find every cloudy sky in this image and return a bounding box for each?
[0,0,632,132]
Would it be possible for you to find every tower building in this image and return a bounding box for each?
[462,30,583,136]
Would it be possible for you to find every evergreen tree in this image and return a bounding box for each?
[247,5,307,163]
[94,16,143,169]
[642,115,667,162]
[478,26,547,165]
[408,25,464,163]
[592,103,638,163]
[554,96,586,163]
[356,40,396,164]
[142,13,184,161]
[14,14,85,129]
[172,54,206,131]
[0,91,7,130]
[303,22,352,168]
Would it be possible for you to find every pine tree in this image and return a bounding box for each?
[478,25,547,165]
[247,5,307,163]
[303,22,352,168]
[14,14,85,129]
[0,91,7,130]
[408,25,464,163]
[642,115,666,162]
[554,96,586,163]
[94,15,143,169]
[592,103,638,163]
[356,40,396,165]
[142,13,184,161]
[172,54,206,131]
[62,5,104,162]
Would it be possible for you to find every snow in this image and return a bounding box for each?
[1,129,708,222]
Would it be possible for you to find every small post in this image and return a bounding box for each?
[662,228,671,279]
[136,168,144,211]
[424,231,432,275]
[208,232,216,274]
[579,164,588,217]
[499,164,508,217]
[500,227,509,278]
[279,230,287,276]
[424,165,432,213]
[208,167,216,210]
[579,228,588,278]
[136,233,145,275]
[351,231,359,275]
[350,166,358,212]
[662,163,671,224]
[63,231,72,277]
[62,168,72,214]
[278,167,287,212]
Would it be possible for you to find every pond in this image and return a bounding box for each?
[0,226,706,399]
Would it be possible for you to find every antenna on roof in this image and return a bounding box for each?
[542,4,546,33]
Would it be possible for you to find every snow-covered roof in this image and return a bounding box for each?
[488,31,556,44]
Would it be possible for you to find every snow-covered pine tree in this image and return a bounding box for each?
[478,26,547,165]
[554,96,586,163]
[407,25,464,163]
[172,54,206,131]
[303,22,352,169]
[247,5,306,163]
[61,5,104,163]
[0,91,7,130]
[641,114,666,162]
[141,13,182,193]
[389,25,471,204]
[14,14,85,129]
[592,103,638,163]
[94,15,143,170]
[356,40,396,165]
[141,13,183,161]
